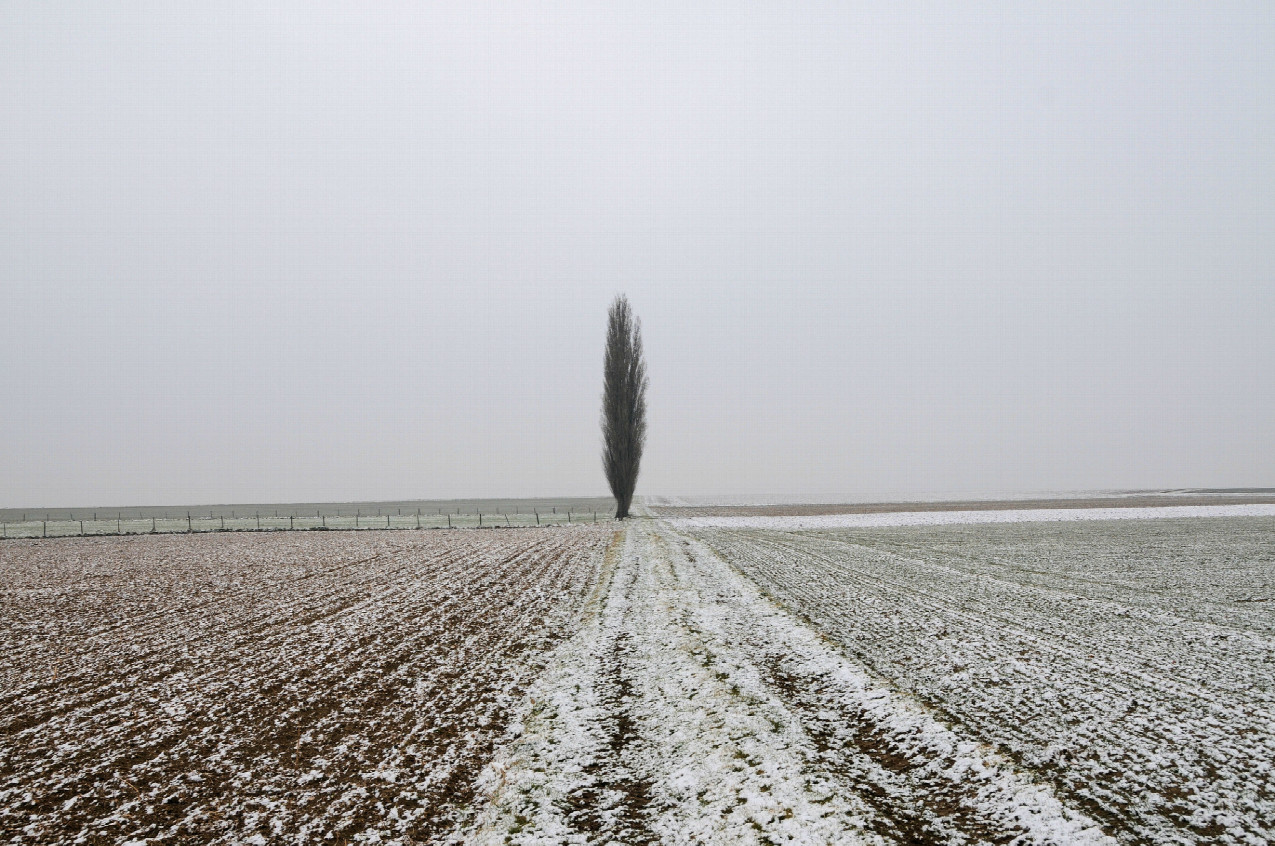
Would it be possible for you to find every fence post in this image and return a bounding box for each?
[256,513,260,530]
[416,511,420,529]
[117,517,121,533]
[290,515,294,530]
[2,522,6,538]
[80,520,84,536]
[535,510,540,525]
[43,520,47,538]
[323,514,327,527]
[188,515,192,533]
[478,513,483,528]
[447,513,452,528]
[386,514,390,529]
[221,515,225,530]
[152,517,156,533]
[568,510,571,523]
[356,513,360,528]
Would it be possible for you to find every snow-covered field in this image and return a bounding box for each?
[688,516,1275,845]
[0,528,612,844]
[3,510,1271,844]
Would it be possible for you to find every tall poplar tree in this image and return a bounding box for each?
[601,295,648,519]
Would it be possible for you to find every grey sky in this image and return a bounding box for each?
[2,2,1272,507]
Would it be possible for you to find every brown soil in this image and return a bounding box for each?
[0,528,611,845]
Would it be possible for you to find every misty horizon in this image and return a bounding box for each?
[3,3,1271,507]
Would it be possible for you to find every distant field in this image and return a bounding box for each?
[649,490,1275,518]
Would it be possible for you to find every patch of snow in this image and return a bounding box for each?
[671,503,1275,530]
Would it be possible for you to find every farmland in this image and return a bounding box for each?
[2,505,1273,844]
[469,521,1111,845]
[677,514,1275,845]
[0,527,612,844]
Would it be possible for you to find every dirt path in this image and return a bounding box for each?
[465,522,1113,845]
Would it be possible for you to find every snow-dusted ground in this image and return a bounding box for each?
[464,522,1113,845]
[671,503,1275,530]
[5,512,1269,844]
[690,517,1275,845]
[0,528,611,844]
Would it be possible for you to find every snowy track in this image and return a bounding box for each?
[466,522,1112,845]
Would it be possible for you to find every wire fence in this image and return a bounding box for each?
[0,506,610,539]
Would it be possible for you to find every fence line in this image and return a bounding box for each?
[0,507,607,539]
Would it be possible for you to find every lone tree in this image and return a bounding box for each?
[601,294,648,519]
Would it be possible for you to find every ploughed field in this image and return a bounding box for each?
[682,517,1275,845]
[0,527,612,844]
[3,510,1272,845]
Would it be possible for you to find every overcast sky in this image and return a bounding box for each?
[2,2,1272,507]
